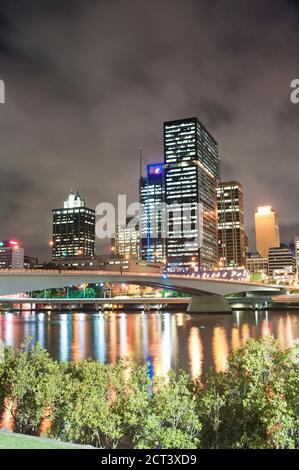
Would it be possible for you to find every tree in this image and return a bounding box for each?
[196,336,299,449]
[134,371,201,449]
[52,358,150,448]
[1,340,62,436]
[0,341,15,420]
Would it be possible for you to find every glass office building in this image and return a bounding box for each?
[217,181,247,267]
[164,117,219,271]
[139,163,165,262]
[52,191,95,260]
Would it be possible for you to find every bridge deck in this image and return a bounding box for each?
[0,296,191,305]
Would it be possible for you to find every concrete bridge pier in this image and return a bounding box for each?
[187,294,232,314]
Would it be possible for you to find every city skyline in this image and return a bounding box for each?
[0,112,298,263]
[1,1,299,455]
[0,1,299,259]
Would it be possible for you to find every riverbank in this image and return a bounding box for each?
[0,431,92,449]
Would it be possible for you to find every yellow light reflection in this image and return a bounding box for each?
[0,399,15,431]
[188,327,203,379]
[231,327,241,351]
[212,326,229,373]
[241,323,250,345]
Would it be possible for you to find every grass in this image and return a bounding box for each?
[0,431,91,449]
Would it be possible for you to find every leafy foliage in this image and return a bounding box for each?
[135,371,201,449]
[0,340,62,435]
[196,336,299,449]
[0,336,298,449]
[51,359,150,448]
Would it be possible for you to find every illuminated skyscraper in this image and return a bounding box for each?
[52,191,95,260]
[139,163,165,262]
[164,117,219,270]
[255,206,280,258]
[217,181,247,267]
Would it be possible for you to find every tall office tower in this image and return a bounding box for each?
[217,181,247,267]
[0,240,24,269]
[52,191,95,261]
[164,117,219,271]
[139,163,165,262]
[115,216,140,258]
[255,206,280,258]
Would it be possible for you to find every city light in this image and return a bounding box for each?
[257,206,272,215]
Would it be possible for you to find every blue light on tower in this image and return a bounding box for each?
[148,163,163,176]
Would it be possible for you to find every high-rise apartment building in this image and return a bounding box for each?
[52,191,95,261]
[217,181,246,267]
[255,206,280,258]
[164,117,219,270]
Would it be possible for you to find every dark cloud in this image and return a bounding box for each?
[198,99,234,129]
[0,170,37,221]
[0,0,299,259]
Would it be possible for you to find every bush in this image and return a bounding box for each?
[51,359,150,448]
[134,371,201,449]
[196,336,299,449]
[0,336,298,449]
[0,340,62,435]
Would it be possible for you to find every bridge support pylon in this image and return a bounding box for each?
[187,294,232,314]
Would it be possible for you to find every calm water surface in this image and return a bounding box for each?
[0,310,298,378]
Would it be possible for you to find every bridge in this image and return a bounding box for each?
[0,269,283,313]
[0,296,191,312]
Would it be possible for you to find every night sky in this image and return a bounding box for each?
[0,0,299,260]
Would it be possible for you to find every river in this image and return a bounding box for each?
[0,310,298,379]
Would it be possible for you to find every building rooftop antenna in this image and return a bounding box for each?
[139,147,142,179]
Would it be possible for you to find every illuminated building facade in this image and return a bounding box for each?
[115,216,140,258]
[246,254,268,278]
[0,240,24,269]
[268,245,295,281]
[139,163,166,262]
[164,117,219,271]
[255,206,280,258]
[52,191,95,260]
[217,181,246,267]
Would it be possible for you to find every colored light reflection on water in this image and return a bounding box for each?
[0,310,298,379]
